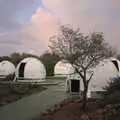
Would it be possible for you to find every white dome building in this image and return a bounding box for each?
[54,60,74,77]
[66,58,120,98]
[89,58,120,97]
[15,57,46,82]
[90,59,120,89]
[0,61,15,79]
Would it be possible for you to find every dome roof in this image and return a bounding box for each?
[54,60,74,76]
[66,58,120,95]
[89,58,120,92]
[15,57,46,82]
[0,61,15,77]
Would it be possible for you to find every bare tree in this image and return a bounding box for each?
[49,25,116,110]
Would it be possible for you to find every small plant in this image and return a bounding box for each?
[104,77,120,95]
[101,77,120,106]
[4,73,15,81]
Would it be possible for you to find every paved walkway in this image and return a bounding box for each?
[0,79,70,120]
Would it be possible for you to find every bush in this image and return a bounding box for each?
[100,77,120,106]
[104,77,120,95]
[4,74,15,81]
[101,91,120,106]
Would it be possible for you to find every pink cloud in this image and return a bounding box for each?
[23,8,60,51]
[43,0,120,51]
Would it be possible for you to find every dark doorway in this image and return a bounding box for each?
[19,63,26,78]
[71,79,80,92]
[111,60,119,71]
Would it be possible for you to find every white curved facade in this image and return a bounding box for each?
[54,60,74,76]
[0,61,15,78]
[15,57,46,82]
[66,58,120,97]
[89,58,120,92]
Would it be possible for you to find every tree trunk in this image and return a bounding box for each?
[82,71,88,112]
[82,87,88,112]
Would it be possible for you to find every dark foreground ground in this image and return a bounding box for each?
[0,83,46,107]
[34,99,120,120]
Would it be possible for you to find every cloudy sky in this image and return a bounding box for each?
[0,0,120,56]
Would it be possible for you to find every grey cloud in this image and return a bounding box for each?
[0,37,46,56]
[0,0,41,32]
[0,31,23,45]
[0,44,23,56]
[0,39,22,45]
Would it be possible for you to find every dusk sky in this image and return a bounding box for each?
[0,0,120,56]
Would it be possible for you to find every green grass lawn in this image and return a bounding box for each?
[0,83,47,107]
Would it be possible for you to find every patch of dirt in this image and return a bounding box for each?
[34,100,103,120]
[36,98,120,120]
[0,84,46,107]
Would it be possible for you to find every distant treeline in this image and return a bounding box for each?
[0,52,60,76]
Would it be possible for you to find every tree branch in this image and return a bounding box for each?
[74,67,84,80]
[87,72,94,85]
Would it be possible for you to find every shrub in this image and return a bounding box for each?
[101,91,120,106]
[101,77,120,106]
[104,77,120,95]
[4,74,15,81]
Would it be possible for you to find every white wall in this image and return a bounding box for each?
[16,57,46,82]
[0,61,15,76]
